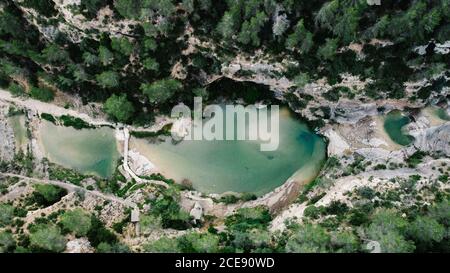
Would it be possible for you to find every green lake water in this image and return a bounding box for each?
[8,114,28,151]
[435,107,450,121]
[383,111,414,146]
[38,121,120,177]
[131,107,326,195]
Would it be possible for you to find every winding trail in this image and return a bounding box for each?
[0,172,136,208]
[0,89,114,127]
[0,89,173,132]
[0,89,169,188]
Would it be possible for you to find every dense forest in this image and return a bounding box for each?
[0,0,448,126]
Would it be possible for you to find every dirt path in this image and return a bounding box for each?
[1,89,170,188]
[0,89,115,127]
[0,89,174,132]
[0,172,136,208]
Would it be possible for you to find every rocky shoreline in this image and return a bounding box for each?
[1,79,449,227]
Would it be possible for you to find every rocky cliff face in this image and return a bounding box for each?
[412,122,450,156]
[0,104,16,161]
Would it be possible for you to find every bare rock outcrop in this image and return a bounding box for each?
[412,122,450,156]
[0,105,15,161]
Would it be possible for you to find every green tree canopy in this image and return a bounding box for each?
[0,204,14,227]
[237,11,268,46]
[30,224,67,253]
[365,209,415,253]
[104,94,135,122]
[96,242,130,253]
[41,44,69,64]
[178,232,220,253]
[114,0,144,19]
[60,209,92,237]
[29,87,54,102]
[0,231,15,253]
[285,19,313,53]
[33,184,67,206]
[96,71,119,89]
[142,58,159,72]
[285,224,331,253]
[140,78,182,104]
[140,214,162,235]
[111,37,134,56]
[317,38,339,61]
[144,236,180,253]
[406,216,445,247]
[98,46,114,66]
[330,230,360,253]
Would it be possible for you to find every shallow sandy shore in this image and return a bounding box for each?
[372,115,403,151]
[420,107,448,127]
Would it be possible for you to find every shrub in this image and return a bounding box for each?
[29,87,54,102]
[87,216,117,247]
[144,237,180,253]
[225,207,271,232]
[220,194,239,204]
[8,83,25,97]
[285,224,331,253]
[31,184,67,206]
[40,113,56,123]
[0,204,14,227]
[406,151,427,168]
[304,205,321,219]
[60,209,92,236]
[0,231,15,253]
[29,224,66,253]
[104,94,135,123]
[356,186,376,199]
[59,115,92,129]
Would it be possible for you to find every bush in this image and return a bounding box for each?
[225,207,271,232]
[8,83,25,97]
[31,184,67,206]
[40,113,56,123]
[220,194,239,204]
[59,115,92,130]
[406,216,445,251]
[140,78,182,104]
[149,191,191,230]
[285,224,331,253]
[304,205,321,219]
[324,201,349,217]
[29,224,66,253]
[87,216,117,247]
[374,164,387,170]
[29,87,54,102]
[104,94,135,123]
[241,192,257,202]
[130,127,171,138]
[406,151,427,168]
[348,208,370,226]
[60,209,92,236]
[96,242,130,253]
[356,186,375,199]
[0,231,15,253]
[0,204,14,227]
[144,237,180,253]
